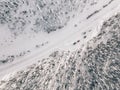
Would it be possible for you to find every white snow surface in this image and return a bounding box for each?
[0,0,120,86]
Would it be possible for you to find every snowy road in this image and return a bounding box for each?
[0,0,120,80]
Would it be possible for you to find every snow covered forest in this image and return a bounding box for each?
[0,0,81,34]
[0,0,120,90]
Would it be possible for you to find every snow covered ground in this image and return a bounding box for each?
[0,0,116,64]
[0,0,120,89]
[0,10,120,90]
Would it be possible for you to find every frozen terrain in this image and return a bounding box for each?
[0,0,120,90]
[0,0,117,65]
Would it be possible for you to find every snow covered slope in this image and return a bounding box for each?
[0,12,120,90]
[0,0,117,65]
[0,0,120,90]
